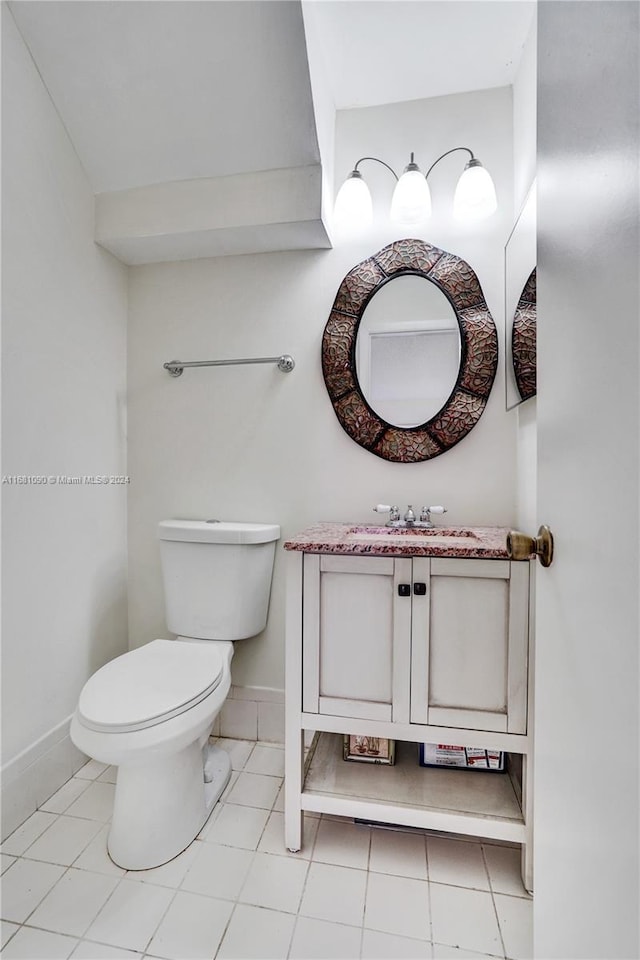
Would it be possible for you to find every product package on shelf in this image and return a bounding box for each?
[343,735,395,764]
[419,743,505,771]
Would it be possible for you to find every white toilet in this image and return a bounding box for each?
[70,519,279,870]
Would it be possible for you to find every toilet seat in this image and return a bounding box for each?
[78,639,225,733]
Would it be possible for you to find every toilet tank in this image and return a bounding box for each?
[158,520,280,641]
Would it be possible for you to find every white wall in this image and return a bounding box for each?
[127,86,517,692]
[1,10,129,835]
[512,15,538,534]
[513,15,537,213]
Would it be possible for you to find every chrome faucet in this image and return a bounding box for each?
[373,503,447,528]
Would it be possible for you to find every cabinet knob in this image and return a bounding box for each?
[397,584,411,597]
[413,582,427,595]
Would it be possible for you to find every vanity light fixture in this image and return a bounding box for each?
[334,147,497,230]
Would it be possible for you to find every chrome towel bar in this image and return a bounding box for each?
[163,354,295,377]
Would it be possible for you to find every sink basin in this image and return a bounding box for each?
[346,526,479,543]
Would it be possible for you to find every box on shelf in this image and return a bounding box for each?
[419,743,505,772]
[343,735,395,764]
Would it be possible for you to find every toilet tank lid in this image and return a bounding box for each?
[158,519,280,544]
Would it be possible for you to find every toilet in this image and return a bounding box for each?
[70,519,280,870]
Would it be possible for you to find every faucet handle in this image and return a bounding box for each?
[419,505,447,523]
[373,504,400,523]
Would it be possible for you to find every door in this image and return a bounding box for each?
[535,4,639,956]
[301,554,412,722]
[410,558,529,733]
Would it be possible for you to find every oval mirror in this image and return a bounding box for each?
[322,238,498,463]
[356,275,460,428]
[505,182,536,408]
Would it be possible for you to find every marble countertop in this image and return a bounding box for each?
[283,522,512,560]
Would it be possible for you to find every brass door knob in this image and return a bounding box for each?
[507,525,554,567]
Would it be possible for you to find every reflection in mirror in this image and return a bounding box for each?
[356,276,460,427]
[505,182,536,409]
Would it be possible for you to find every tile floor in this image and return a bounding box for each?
[1,739,532,959]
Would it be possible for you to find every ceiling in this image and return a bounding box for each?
[10,0,535,195]
[306,1,536,109]
[8,0,320,194]
[7,0,535,262]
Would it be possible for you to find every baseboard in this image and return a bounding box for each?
[1,715,87,840]
[217,684,285,743]
[1,687,286,840]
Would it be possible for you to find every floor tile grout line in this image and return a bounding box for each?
[481,843,508,960]
[359,830,373,959]
[12,857,120,940]
[426,865,435,946]
[226,843,259,910]
[212,898,241,959]
[282,902,298,960]
[289,822,318,930]
[480,842,532,901]
[1,810,60,856]
[1,921,22,950]
[39,776,93,815]
[0,855,19,877]
[431,940,505,959]
[75,869,135,947]
[13,862,74,928]
[422,830,434,957]
[140,880,181,957]
[26,816,106,872]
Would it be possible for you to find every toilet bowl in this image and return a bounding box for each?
[71,638,233,869]
[70,519,279,870]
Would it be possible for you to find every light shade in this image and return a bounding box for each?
[390,165,431,224]
[453,159,497,220]
[333,171,373,231]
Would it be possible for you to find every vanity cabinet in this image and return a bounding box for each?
[410,557,529,734]
[302,554,529,735]
[302,554,412,724]
[284,530,535,893]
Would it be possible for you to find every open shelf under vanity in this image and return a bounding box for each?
[300,733,525,845]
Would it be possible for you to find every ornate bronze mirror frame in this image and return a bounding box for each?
[322,238,498,463]
[512,267,536,402]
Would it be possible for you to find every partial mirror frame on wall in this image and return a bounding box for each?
[322,238,498,463]
[505,181,537,409]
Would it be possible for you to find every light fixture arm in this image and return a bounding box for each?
[424,146,475,180]
[352,156,399,181]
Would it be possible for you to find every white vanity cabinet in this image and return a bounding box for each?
[410,557,530,734]
[302,554,530,736]
[301,554,412,724]
[284,531,535,893]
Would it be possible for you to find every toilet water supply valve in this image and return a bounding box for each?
[373,503,447,529]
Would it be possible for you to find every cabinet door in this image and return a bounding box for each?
[410,558,530,734]
[302,554,412,723]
